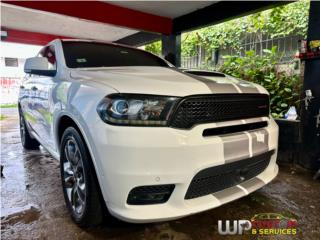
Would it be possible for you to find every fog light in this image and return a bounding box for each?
[127,184,175,205]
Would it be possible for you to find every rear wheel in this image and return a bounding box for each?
[19,112,40,150]
[60,127,104,227]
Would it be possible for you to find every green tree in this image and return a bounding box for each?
[219,47,302,118]
[145,41,161,55]
[144,1,309,58]
[181,0,309,57]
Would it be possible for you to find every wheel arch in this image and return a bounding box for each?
[55,113,107,207]
[55,114,98,177]
[56,114,82,149]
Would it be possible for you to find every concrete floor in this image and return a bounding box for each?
[1,108,320,240]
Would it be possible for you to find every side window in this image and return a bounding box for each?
[39,45,57,70]
[257,214,268,219]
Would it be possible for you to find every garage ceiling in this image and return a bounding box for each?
[108,1,216,18]
[1,3,138,43]
[1,1,218,45]
[1,1,288,46]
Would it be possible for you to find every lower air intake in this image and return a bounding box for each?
[127,184,175,205]
[185,151,274,199]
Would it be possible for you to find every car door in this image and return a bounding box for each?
[31,45,57,148]
[19,74,36,131]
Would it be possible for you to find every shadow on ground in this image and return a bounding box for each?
[1,108,320,240]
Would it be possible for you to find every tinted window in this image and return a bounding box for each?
[269,214,282,219]
[62,42,169,68]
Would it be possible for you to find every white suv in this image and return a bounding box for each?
[19,39,278,226]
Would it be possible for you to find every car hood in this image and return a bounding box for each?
[70,66,267,96]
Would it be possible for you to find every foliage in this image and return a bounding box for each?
[0,103,18,108]
[0,114,7,121]
[219,47,302,118]
[144,1,309,58]
[181,0,309,57]
[145,41,161,55]
[266,0,309,38]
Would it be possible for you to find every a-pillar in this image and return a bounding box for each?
[161,34,181,67]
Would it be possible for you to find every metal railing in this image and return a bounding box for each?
[181,34,303,69]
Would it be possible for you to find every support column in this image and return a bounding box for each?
[161,34,181,67]
[301,1,320,169]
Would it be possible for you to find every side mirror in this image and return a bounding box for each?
[24,57,56,77]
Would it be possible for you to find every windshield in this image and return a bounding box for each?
[62,41,169,68]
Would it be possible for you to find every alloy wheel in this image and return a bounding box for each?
[63,137,86,216]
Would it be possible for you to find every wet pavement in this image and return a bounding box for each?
[1,108,320,240]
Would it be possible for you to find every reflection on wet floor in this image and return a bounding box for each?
[2,205,41,226]
[1,109,320,240]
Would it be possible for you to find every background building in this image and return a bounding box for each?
[0,42,41,104]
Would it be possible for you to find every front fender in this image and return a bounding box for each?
[52,80,116,203]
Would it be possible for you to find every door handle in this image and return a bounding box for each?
[31,86,38,91]
[20,86,25,89]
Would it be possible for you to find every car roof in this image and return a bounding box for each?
[60,38,138,50]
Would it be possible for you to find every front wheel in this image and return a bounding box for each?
[19,112,40,150]
[60,127,104,227]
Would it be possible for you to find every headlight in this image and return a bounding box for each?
[97,94,180,126]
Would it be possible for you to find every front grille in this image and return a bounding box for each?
[185,150,273,199]
[169,94,269,129]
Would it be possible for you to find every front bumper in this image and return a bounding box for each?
[88,116,278,223]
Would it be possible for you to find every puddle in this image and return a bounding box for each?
[1,205,41,226]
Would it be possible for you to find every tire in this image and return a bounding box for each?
[19,111,40,150]
[60,127,104,227]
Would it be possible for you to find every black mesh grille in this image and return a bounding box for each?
[127,184,175,205]
[185,151,273,199]
[170,94,269,129]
